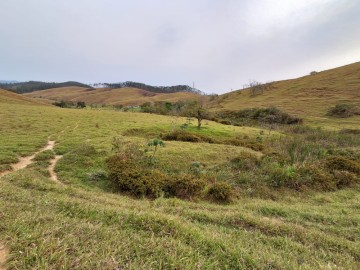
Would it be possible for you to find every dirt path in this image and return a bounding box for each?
[0,141,56,178]
[49,155,63,184]
[0,141,63,185]
[0,243,8,270]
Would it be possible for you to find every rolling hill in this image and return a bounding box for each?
[0,81,93,94]
[210,62,360,119]
[0,89,48,105]
[25,87,201,106]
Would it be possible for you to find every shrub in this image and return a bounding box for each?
[299,166,337,191]
[165,174,206,200]
[327,104,359,118]
[161,130,215,143]
[333,170,359,188]
[324,156,360,174]
[107,155,166,198]
[219,119,232,125]
[266,164,299,189]
[207,182,233,203]
[215,107,302,126]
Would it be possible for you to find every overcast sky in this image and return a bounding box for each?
[1,0,360,93]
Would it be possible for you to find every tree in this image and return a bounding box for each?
[76,101,86,108]
[185,97,208,129]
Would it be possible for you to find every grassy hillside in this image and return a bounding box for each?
[0,89,48,106]
[211,62,360,127]
[25,87,201,106]
[1,87,360,269]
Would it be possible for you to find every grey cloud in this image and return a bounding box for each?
[0,0,359,93]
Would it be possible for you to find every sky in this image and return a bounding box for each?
[0,0,360,94]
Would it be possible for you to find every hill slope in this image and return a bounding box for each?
[211,62,360,118]
[0,89,47,105]
[0,81,92,94]
[25,87,201,106]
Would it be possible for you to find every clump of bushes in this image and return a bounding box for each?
[161,130,215,143]
[107,155,167,198]
[107,138,218,201]
[327,104,359,118]
[323,156,360,174]
[214,107,303,126]
[207,182,233,203]
[165,174,206,200]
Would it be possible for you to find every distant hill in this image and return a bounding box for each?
[209,62,360,118]
[98,81,204,95]
[0,80,19,84]
[24,86,201,106]
[0,81,93,94]
[0,88,48,105]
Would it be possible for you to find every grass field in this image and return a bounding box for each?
[1,86,360,269]
[25,87,200,106]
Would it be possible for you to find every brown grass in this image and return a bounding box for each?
[0,89,48,106]
[25,87,200,106]
[210,62,360,125]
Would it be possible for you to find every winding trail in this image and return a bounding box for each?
[49,155,63,184]
[0,243,8,270]
[0,140,63,184]
[0,141,56,178]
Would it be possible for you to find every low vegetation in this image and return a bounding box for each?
[212,107,303,126]
[327,103,360,118]
[1,83,360,268]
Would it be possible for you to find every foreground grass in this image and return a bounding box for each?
[1,169,359,269]
[1,100,360,269]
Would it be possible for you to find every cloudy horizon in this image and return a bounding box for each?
[1,0,360,93]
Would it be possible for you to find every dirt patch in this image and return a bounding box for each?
[0,141,56,178]
[0,243,8,270]
[49,155,63,184]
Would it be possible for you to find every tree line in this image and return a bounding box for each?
[100,81,204,94]
[0,81,92,94]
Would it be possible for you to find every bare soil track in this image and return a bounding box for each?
[0,243,8,270]
[0,140,62,183]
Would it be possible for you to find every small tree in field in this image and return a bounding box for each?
[185,97,208,129]
[147,138,165,159]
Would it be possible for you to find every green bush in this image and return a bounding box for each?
[165,174,206,200]
[207,182,233,203]
[161,130,215,143]
[300,166,337,191]
[324,156,360,174]
[327,104,359,118]
[333,170,359,188]
[107,155,166,198]
[215,107,303,126]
